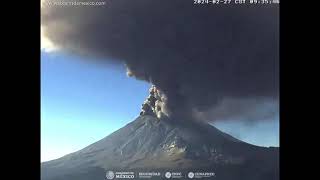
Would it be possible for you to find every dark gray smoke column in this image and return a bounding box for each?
[41,0,279,122]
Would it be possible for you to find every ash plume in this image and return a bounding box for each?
[41,0,279,122]
[140,85,169,119]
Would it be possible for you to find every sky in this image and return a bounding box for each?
[41,51,279,162]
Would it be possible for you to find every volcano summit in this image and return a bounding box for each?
[41,1,279,179]
[41,96,279,180]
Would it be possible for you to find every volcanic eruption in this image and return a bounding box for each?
[41,85,279,180]
[41,0,279,179]
[41,0,279,123]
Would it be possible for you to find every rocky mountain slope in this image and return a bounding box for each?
[41,115,279,180]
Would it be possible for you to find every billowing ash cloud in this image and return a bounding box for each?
[41,0,279,122]
[194,97,279,123]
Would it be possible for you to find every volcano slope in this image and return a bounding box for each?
[41,115,279,180]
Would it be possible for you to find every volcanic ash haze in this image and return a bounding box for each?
[41,0,279,122]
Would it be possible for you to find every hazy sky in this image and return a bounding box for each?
[41,51,279,162]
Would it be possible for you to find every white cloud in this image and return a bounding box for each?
[41,1,57,52]
[41,26,57,52]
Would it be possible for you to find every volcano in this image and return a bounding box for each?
[41,115,279,180]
